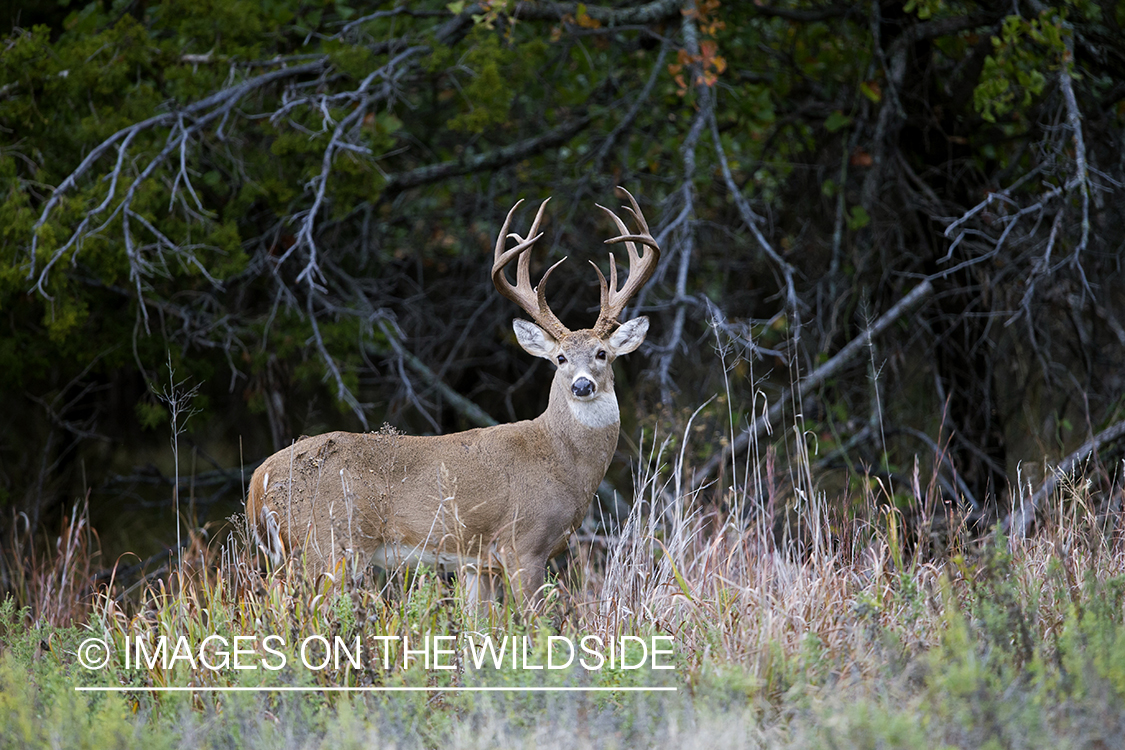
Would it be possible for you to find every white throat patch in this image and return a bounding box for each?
[568,393,620,428]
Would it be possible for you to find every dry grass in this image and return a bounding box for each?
[3,418,1125,747]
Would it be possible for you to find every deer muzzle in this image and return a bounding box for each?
[571,376,596,398]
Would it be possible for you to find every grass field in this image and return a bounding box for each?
[3,431,1125,749]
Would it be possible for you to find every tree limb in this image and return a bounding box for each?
[512,0,683,25]
[28,59,330,292]
[365,338,499,429]
[748,3,853,22]
[693,279,933,490]
[381,114,593,193]
[1005,417,1125,540]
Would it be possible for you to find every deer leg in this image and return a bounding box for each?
[462,567,481,608]
[501,553,547,611]
[461,564,502,610]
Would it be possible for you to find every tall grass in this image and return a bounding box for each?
[1,494,96,626]
[3,404,1125,746]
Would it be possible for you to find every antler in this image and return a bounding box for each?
[591,187,661,337]
[492,198,570,339]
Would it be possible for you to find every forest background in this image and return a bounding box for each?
[2,0,1124,570]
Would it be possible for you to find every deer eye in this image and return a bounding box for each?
[557,354,567,365]
[596,349,607,361]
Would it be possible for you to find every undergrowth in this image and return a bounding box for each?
[2,432,1125,748]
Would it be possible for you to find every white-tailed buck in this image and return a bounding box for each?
[246,187,659,606]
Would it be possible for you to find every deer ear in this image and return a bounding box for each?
[513,319,557,359]
[607,316,648,355]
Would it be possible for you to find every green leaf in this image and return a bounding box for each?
[847,205,870,230]
[136,401,167,430]
[825,111,852,132]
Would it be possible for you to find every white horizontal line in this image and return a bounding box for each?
[75,686,677,693]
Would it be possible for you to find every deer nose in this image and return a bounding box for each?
[571,377,596,398]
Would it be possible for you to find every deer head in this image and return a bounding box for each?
[492,187,659,425]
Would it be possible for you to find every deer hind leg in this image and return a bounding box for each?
[459,552,543,612]
[516,559,548,610]
[497,549,548,612]
[306,515,373,584]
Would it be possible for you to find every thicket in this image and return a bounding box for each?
[2,0,1125,569]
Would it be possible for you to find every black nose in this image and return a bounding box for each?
[572,377,595,398]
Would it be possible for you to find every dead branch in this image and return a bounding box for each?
[1005,418,1125,540]
[511,0,683,25]
[28,59,329,293]
[365,334,498,430]
[282,45,426,288]
[693,279,933,490]
[653,7,708,401]
[1058,41,1091,271]
[591,42,669,175]
[708,103,800,342]
[306,293,369,429]
[381,114,593,194]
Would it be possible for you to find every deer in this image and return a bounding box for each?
[245,187,659,608]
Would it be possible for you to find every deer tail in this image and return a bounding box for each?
[247,468,284,566]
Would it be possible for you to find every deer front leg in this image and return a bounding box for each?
[460,563,502,610]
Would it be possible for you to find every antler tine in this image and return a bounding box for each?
[592,187,661,336]
[493,198,524,265]
[615,185,651,236]
[491,198,569,339]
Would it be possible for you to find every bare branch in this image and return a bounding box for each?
[512,0,683,25]
[743,3,852,22]
[367,323,499,430]
[306,293,369,430]
[332,7,449,39]
[284,46,426,288]
[1005,418,1125,540]
[591,42,669,174]
[708,103,800,340]
[654,5,708,401]
[29,59,329,292]
[381,115,593,193]
[693,280,933,490]
[1058,45,1091,272]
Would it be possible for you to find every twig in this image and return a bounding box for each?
[707,101,800,342]
[1005,418,1125,540]
[1058,40,1091,279]
[279,46,425,287]
[511,0,683,25]
[368,320,497,429]
[29,59,328,290]
[693,279,933,489]
[307,293,369,429]
[591,42,668,175]
[332,7,448,39]
[653,7,710,401]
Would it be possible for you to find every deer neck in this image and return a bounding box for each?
[540,378,620,460]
